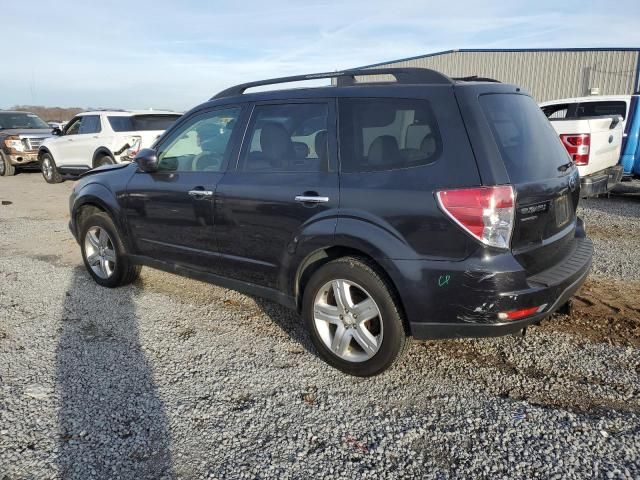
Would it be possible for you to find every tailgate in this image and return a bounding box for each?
[549,117,623,175]
[478,93,581,275]
[586,117,623,173]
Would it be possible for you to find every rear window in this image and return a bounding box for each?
[108,114,180,132]
[479,94,569,183]
[541,103,570,119]
[339,98,441,173]
[576,101,627,120]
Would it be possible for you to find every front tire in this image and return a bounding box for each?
[40,153,63,183]
[303,256,410,376]
[0,152,16,176]
[79,211,141,287]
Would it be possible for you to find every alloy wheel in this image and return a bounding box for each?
[42,157,53,180]
[313,279,383,362]
[84,226,117,279]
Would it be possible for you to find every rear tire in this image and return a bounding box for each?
[302,256,410,376]
[79,211,141,287]
[95,155,114,168]
[0,152,16,177]
[40,153,63,184]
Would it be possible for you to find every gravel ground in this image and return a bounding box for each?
[1,173,639,479]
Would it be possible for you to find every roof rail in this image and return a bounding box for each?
[81,108,129,113]
[453,75,501,83]
[211,67,453,99]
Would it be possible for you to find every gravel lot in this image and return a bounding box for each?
[1,172,639,479]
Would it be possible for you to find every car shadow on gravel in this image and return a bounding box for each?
[250,296,321,360]
[56,267,173,479]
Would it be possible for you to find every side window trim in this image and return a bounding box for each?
[152,104,247,174]
[235,99,337,173]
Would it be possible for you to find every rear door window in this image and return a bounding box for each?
[338,98,441,173]
[479,94,569,183]
[108,115,181,132]
[575,101,627,119]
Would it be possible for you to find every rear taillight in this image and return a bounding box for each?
[125,136,142,159]
[560,133,590,165]
[436,186,515,249]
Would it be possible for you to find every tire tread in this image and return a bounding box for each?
[332,256,412,369]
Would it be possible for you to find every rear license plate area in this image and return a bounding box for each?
[555,195,571,227]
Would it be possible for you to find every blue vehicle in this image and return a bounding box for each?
[620,94,640,178]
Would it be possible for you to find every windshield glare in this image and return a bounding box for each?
[0,112,50,130]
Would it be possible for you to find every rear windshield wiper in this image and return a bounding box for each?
[558,160,574,172]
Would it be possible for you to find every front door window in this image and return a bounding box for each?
[156,108,241,173]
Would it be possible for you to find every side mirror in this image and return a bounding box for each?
[51,127,63,136]
[134,148,159,173]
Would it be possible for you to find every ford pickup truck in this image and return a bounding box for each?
[540,95,640,195]
[0,111,52,176]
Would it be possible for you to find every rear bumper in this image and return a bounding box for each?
[580,165,623,197]
[386,222,593,340]
[410,246,591,338]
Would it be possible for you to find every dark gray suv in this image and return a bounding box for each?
[68,68,592,376]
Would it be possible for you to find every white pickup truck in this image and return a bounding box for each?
[540,98,624,197]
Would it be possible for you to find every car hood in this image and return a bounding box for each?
[79,162,133,178]
[0,128,52,137]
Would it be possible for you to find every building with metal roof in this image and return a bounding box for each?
[357,48,640,102]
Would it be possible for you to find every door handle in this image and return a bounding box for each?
[188,189,214,198]
[295,195,329,203]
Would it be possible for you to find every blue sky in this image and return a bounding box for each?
[3,0,639,111]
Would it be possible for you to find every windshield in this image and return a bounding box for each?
[108,114,181,132]
[0,112,50,130]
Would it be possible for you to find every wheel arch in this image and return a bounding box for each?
[73,186,132,252]
[37,147,52,162]
[293,245,408,325]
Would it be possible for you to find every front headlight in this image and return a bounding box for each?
[4,137,25,152]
